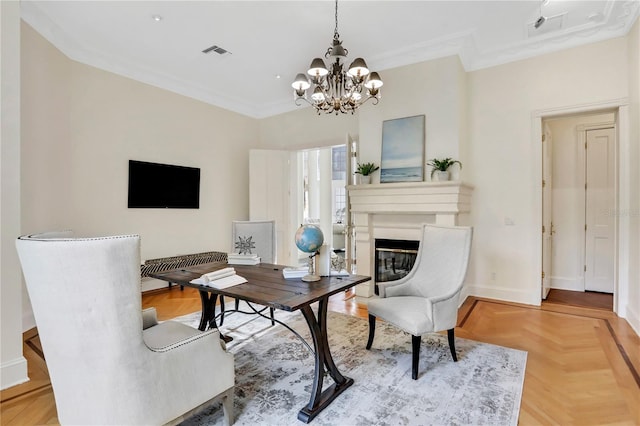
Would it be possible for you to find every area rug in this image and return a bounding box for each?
[174,304,527,426]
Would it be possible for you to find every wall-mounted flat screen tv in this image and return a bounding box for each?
[128,160,200,209]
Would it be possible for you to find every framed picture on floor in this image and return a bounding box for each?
[380,115,425,183]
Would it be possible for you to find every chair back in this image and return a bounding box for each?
[408,224,472,298]
[15,233,144,417]
[231,220,276,263]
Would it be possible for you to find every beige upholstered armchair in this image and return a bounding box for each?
[366,224,472,380]
[15,232,234,425]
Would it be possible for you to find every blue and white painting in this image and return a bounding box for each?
[380,115,425,183]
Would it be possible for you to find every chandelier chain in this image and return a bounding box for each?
[333,0,339,41]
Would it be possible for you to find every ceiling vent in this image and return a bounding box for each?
[202,45,231,55]
[527,13,565,37]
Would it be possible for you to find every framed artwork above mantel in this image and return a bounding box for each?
[380,115,425,183]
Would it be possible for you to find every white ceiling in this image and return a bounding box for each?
[21,1,639,119]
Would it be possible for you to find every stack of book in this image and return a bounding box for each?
[282,267,350,279]
[227,253,260,265]
[189,267,247,289]
[282,267,309,279]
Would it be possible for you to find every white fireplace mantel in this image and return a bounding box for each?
[347,181,473,297]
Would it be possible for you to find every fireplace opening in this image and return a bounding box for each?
[374,239,419,295]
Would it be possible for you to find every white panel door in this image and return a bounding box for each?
[584,128,615,293]
[249,149,293,265]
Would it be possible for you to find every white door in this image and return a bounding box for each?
[584,128,615,293]
[249,149,295,265]
[541,123,553,299]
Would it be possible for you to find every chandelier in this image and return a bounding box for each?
[291,0,383,115]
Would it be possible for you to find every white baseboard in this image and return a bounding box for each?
[624,302,640,337]
[551,276,583,292]
[460,286,473,305]
[464,283,541,306]
[0,356,29,390]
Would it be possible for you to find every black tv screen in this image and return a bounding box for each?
[128,160,200,209]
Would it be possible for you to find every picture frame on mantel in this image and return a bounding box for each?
[380,115,425,183]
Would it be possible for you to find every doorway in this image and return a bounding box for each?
[298,146,347,249]
[249,135,356,269]
[541,111,616,309]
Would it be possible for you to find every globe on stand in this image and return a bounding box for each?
[294,224,324,282]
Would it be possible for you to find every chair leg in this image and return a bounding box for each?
[447,328,458,362]
[366,314,376,349]
[234,298,240,311]
[221,387,234,426]
[219,297,226,326]
[269,307,275,326]
[412,335,421,380]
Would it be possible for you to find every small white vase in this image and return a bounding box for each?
[435,170,450,181]
[359,175,372,184]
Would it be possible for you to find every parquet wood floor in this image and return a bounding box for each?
[545,289,614,311]
[2,287,638,425]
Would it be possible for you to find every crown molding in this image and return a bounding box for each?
[20,1,266,118]
[20,1,640,119]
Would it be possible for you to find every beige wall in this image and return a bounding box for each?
[259,105,358,150]
[358,56,467,182]
[22,22,259,259]
[1,0,28,390]
[467,36,629,305]
[21,22,71,234]
[20,22,260,325]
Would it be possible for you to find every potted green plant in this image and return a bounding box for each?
[354,162,380,184]
[427,157,462,181]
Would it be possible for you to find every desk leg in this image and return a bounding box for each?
[197,291,233,343]
[197,290,218,331]
[297,298,354,423]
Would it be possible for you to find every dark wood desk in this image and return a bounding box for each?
[150,262,370,423]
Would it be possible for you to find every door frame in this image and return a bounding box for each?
[541,122,553,299]
[532,98,630,316]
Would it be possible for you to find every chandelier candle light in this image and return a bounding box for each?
[291,0,383,115]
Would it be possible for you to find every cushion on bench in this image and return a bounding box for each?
[140,251,227,278]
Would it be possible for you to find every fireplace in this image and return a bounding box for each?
[347,181,473,297]
[374,239,419,295]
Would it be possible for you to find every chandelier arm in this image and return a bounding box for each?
[357,95,381,107]
[295,97,314,108]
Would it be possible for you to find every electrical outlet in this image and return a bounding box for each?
[504,217,515,226]
[491,272,496,281]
